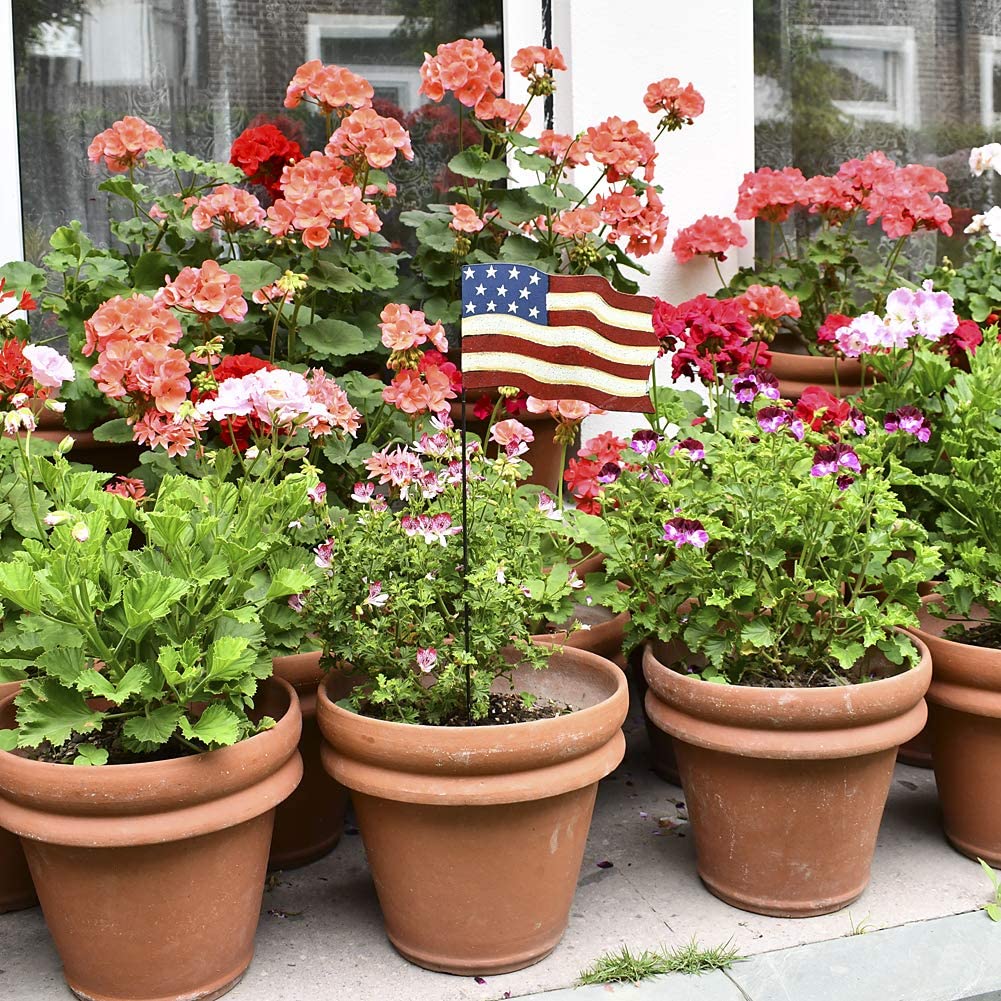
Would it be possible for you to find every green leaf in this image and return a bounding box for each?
[92,418,136,443]
[514,150,557,173]
[221,260,281,293]
[123,705,183,750]
[98,176,148,203]
[110,665,152,703]
[122,574,190,630]
[741,620,775,648]
[132,252,176,292]
[499,234,548,263]
[0,261,46,297]
[180,702,241,748]
[0,562,42,615]
[986,904,1001,923]
[205,636,255,682]
[0,730,16,752]
[525,184,571,210]
[263,567,316,602]
[297,319,370,359]
[15,679,104,748]
[310,260,363,293]
[73,744,109,766]
[448,150,509,182]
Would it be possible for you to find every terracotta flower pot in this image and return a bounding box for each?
[643,637,931,917]
[316,647,628,975]
[0,679,302,1001]
[909,595,1001,864]
[534,589,630,668]
[626,648,682,784]
[897,723,934,768]
[0,680,35,913]
[270,650,354,870]
[32,411,145,476]
[769,347,863,400]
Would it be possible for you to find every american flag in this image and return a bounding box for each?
[459,263,659,412]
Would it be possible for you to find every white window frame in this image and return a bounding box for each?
[0,0,21,267]
[305,14,426,112]
[979,35,1001,128]
[806,23,918,127]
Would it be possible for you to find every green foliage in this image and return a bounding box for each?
[577,939,743,985]
[911,336,1001,623]
[573,393,939,685]
[0,443,319,760]
[927,234,1001,323]
[979,858,1001,922]
[305,425,590,725]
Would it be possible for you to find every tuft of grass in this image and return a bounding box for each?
[847,911,876,936]
[979,857,1001,922]
[576,938,742,986]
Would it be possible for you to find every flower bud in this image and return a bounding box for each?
[44,511,71,526]
[57,435,74,454]
[71,522,90,543]
[45,398,67,414]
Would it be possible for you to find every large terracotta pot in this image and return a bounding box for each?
[270,651,354,870]
[643,636,931,917]
[770,347,863,400]
[0,679,302,1001]
[0,680,35,913]
[317,647,627,975]
[909,595,1001,864]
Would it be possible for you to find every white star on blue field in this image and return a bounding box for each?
[461,264,547,322]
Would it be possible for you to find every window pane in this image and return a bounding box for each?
[754,1,1001,262]
[14,0,504,260]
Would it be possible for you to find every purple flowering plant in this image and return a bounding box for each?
[846,283,984,530]
[573,387,939,686]
[302,417,593,725]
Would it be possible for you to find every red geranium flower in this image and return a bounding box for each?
[794,385,850,430]
[230,124,302,200]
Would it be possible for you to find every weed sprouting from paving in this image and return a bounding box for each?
[847,911,876,935]
[576,938,742,985]
[978,858,1001,922]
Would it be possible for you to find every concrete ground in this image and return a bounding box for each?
[1,697,998,1001]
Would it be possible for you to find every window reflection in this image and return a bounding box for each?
[755,0,1001,255]
[14,0,503,260]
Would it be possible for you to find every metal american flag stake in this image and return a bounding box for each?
[455,264,659,720]
[460,264,660,412]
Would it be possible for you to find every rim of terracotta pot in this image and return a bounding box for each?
[909,593,1001,714]
[317,646,627,805]
[643,632,931,759]
[0,677,302,846]
[769,346,863,378]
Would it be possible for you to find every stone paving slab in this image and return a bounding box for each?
[726,910,1001,1001]
[0,698,997,1001]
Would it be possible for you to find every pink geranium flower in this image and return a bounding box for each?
[87,116,164,173]
[22,345,74,390]
[672,215,747,264]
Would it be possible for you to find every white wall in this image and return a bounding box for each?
[0,0,22,268]
[553,0,755,437]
